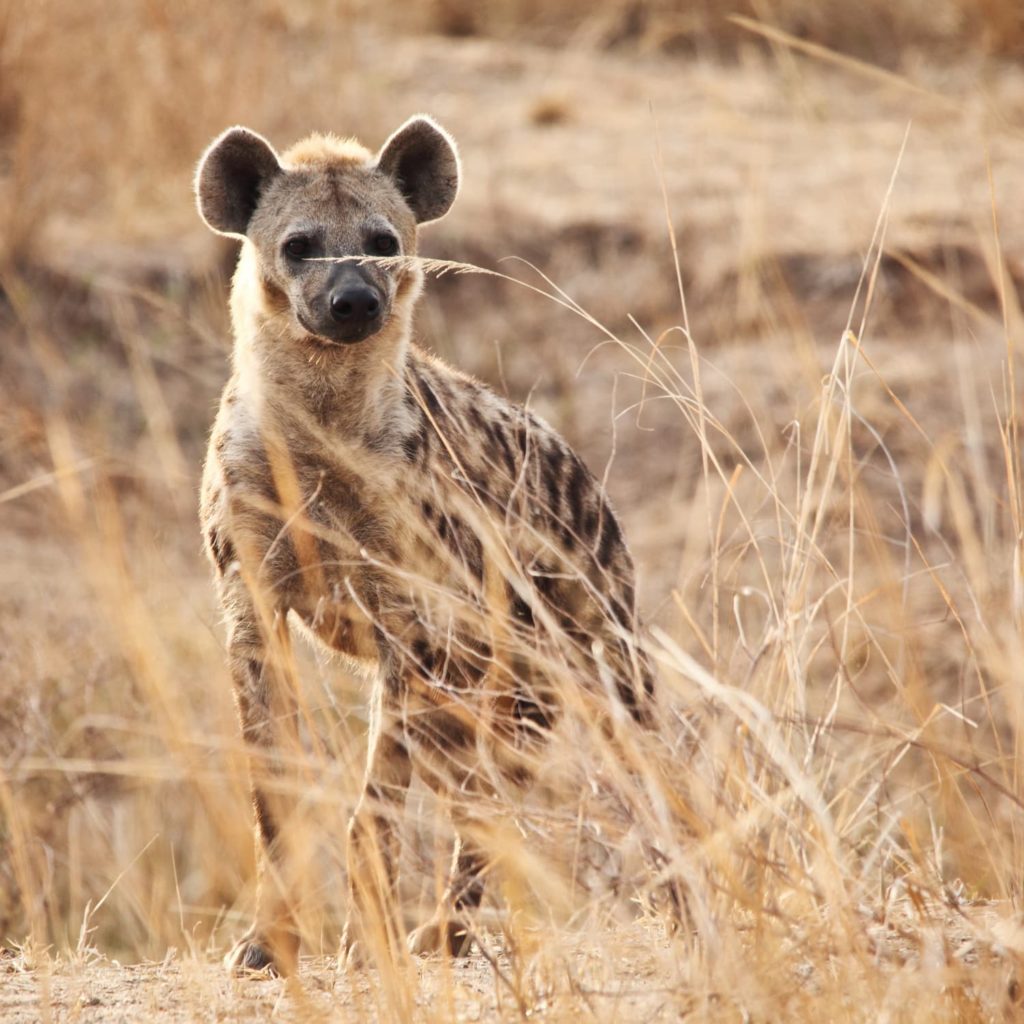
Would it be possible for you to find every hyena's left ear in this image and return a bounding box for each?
[195,126,283,238]
[376,115,460,225]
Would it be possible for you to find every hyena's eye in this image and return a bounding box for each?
[284,236,312,259]
[370,232,399,256]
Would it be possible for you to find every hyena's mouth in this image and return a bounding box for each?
[296,312,340,345]
[295,311,384,347]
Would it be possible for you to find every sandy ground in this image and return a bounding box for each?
[0,935,685,1024]
[4,908,1021,1023]
[5,13,1024,1024]
[1,956,507,1024]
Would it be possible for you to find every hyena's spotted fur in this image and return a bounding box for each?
[195,116,653,975]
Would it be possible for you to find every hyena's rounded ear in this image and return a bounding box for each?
[376,115,460,225]
[195,127,283,238]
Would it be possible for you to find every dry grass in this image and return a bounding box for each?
[3,1,1024,1021]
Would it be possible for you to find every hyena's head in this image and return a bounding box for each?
[195,116,459,346]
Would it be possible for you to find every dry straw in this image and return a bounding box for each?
[2,3,1024,1020]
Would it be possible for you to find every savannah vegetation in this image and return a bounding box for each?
[2,0,1024,1020]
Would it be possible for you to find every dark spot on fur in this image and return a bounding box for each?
[412,637,437,675]
[513,691,554,731]
[400,433,419,461]
[446,650,488,691]
[412,709,474,751]
[514,422,529,458]
[614,671,639,714]
[533,565,556,599]
[447,516,484,581]
[466,403,488,433]
[610,596,631,629]
[641,666,655,703]
[596,507,622,569]
[563,454,588,547]
[489,421,517,476]
[508,587,534,628]
[467,404,514,478]
[463,471,496,510]
[418,374,442,417]
[207,527,236,576]
[543,443,565,521]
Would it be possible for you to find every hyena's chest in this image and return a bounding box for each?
[281,450,493,661]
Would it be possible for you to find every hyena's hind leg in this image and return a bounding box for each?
[406,726,537,959]
[407,832,489,957]
[401,710,502,958]
[222,602,304,976]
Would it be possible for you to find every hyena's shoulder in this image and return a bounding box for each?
[404,346,560,488]
[199,379,279,576]
[404,348,633,587]
[202,382,267,496]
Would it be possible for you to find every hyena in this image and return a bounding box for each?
[195,115,654,975]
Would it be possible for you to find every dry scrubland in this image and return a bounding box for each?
[3,1,1024,1020]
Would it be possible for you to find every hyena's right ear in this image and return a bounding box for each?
[376,116,460,225]
[195,127,282,238]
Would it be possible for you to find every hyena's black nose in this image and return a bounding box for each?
[330,285,381,325]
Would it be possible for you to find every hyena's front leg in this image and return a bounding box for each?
[223,602,304,976]
[342,679,413,965]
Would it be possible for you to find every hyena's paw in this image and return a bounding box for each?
[224,926,298,977]
[337,922,368,969]
[407,917,475,958]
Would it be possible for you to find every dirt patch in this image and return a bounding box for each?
[4,903,1024,1024]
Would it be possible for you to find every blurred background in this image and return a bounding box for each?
[2,0,1024,1011]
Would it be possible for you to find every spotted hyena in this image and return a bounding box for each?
[195,115,653,975]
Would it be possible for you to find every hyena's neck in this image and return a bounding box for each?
[230,268,414,447]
